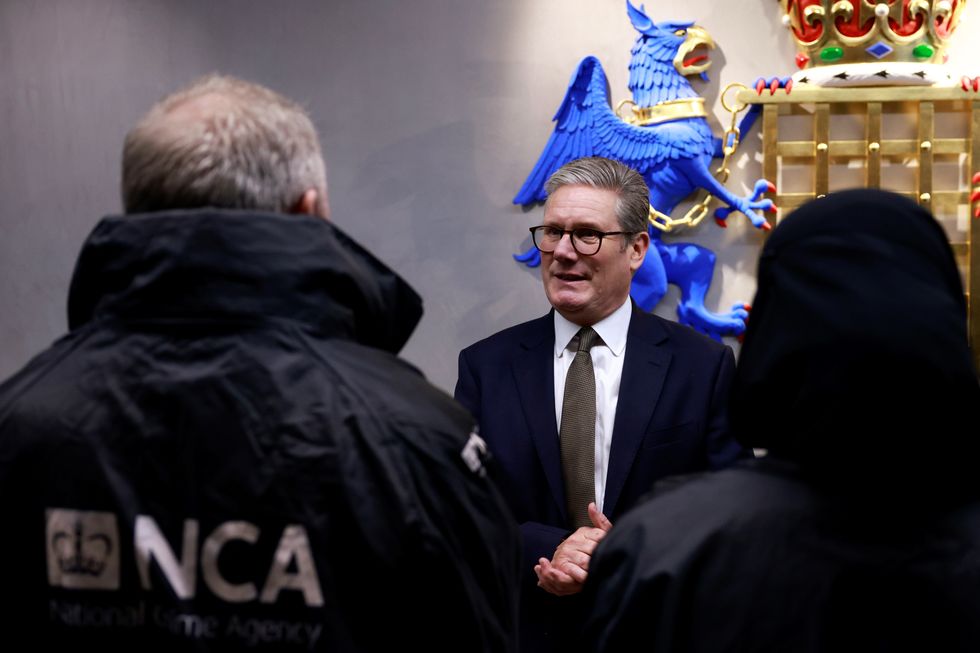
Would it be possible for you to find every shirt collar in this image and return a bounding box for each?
[554,298,632,358]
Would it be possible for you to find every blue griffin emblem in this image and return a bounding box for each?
[514,1,775,340]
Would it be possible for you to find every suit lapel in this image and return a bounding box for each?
[603,308,672,517]
[511,313,567,523]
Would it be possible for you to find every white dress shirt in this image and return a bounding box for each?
[553,297,632,516]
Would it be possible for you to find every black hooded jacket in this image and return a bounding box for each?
[0,210,520,651]
[580,189,980,652]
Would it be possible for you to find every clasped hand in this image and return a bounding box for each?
[534,502,612,596]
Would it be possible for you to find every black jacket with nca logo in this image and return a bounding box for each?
[0,210,520,651]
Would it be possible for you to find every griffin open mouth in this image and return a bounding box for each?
[682,53,709,68]
[674,26,715,78]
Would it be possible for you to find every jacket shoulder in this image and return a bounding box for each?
[322,340,475,435]
[632,310,731,358]
[459,313,552,360]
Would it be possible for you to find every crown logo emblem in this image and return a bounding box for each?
[779,0,967,69]
[46,508,120,590]
[52,520,112,576]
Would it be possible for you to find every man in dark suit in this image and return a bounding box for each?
[455,156,744,652]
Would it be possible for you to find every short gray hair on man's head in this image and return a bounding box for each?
[122,74,327,215]
[544,156,650,235]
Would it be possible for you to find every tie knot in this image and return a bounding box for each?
[576,327,598,352]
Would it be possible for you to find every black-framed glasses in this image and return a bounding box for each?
[529,225,637,256]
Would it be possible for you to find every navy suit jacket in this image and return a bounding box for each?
[455,307,743,650]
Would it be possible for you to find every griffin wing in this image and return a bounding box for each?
[513,56,713,205]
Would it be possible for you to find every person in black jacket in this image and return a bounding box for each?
[0,74,520,651]
[580,188,980,652]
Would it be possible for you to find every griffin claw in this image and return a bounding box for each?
[755,77,792,95]
[766,181,776,193]
[715,217,728,228]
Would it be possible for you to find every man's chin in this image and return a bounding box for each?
[548,297,591,322]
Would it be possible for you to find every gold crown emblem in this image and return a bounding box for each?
[778,0,967,69]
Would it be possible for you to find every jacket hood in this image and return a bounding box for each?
[731,189,980,495]
[67,209,423,353]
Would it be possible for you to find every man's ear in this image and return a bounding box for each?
[629,230,650,273]
[291,188,330,220]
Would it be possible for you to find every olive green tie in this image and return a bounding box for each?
[560,327,598,529]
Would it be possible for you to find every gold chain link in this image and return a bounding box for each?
[647,83,749,233]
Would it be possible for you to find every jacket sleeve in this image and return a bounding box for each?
[397,419,523,652]
[456,348,570,575]
[454,348,481,422]
[579,516,668,653]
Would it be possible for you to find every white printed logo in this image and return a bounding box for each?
[46,509,120,590]
[46,510,323,607]
[461,430,488,477]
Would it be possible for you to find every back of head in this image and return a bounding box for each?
[122,75,327,215]
[732,189,980,498]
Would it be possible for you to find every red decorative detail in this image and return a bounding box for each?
[969,168,980,217]
[715,217,728,228]
[785,0,824,43]
[795,52,810,69]
[789,1,942,42]
[761,221,773,232]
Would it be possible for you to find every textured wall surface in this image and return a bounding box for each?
[1,0,977,392]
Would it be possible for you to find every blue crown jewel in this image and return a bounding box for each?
[53,520,112,576]
[867,41,894,59]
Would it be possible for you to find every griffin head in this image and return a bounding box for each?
[626,1,716,79]
[673,25,715,78]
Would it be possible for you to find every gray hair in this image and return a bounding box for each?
[544,156,650,236]
[122,74,327,214]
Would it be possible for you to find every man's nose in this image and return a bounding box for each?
[552,232,578,260]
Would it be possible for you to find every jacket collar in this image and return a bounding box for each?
[67,209,422,353]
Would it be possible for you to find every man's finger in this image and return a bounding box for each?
[588,502,613,531]
[558,561,588,584]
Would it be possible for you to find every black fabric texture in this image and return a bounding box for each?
[731,189,980,501]
[0,209,520,652]
[579,189,980,653]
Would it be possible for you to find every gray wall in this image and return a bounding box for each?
[2,1,977,392]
